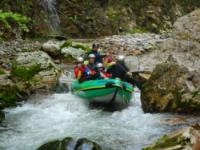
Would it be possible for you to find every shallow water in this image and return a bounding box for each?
[0,92,199,150]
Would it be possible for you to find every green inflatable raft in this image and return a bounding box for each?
[71,79,134,106]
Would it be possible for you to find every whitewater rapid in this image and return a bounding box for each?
[0,92,193,150]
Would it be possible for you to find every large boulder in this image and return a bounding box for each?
[42,40,66,58]
[42,40,88,62]
[37,137,102,150]
[13,51,60,91]
[141,56,200,113]
[174,9,200,42]
[143,124,200,150]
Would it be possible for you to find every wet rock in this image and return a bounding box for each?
[37,137,102,150]
[141,56,200,113]
[42,40,66,58]
[0,110,5,123]
[143,124,200,150]
[174,9,200,42]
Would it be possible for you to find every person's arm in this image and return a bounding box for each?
[74,68,79,79]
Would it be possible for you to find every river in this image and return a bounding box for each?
[0,91,199,150]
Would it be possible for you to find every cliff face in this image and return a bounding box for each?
[0,0,200,38]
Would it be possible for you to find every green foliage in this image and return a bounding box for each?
[61,40,91,51]
[143,135,185,150]
[61,40,73,49]
[0,85,21,105]
[0,12,30,32]
[11,64,42,81]
[0,69,5,75]
[68,15,79,23]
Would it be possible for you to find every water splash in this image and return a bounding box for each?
[0,92,191,150]
[41,0,60,33]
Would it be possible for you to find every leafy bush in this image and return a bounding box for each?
[0,11,30,40]
[11,64,42,81]
[0,69,5,75]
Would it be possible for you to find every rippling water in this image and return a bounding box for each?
[0,92,198,150]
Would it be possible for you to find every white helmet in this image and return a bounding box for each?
[77,57,84,63]
[97,63,103,68]
[117,55,125,61]
[88,54,95,58]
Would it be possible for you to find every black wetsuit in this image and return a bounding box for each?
[111,61,142,90]
[111,61,129,80]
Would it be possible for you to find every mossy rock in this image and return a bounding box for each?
[37,137,102,150]
[0,85,27,109]
[11,64,43,81]
[61,40,91,52]
[143,134,186,150]
[0,69,5,75]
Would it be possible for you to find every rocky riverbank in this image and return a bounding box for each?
[0,40,60,122]
[98,9,200,114]
[0,6,200,150]
[0,38,93,123]
[144,124,200,150]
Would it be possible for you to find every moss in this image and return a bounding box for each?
[0,85,24,108]
[61,40,73,49]
[143,135,185,150]
[0,69,5,75]
[72,43,91,51]
[11,64,43,81]
[61,40,91,52]
[0,11,30,40]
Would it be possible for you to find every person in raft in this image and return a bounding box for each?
[96,63,112,79]
[74,57,88,82]
[111,55,142,89]
[84,54,98,80]
[86,43,103,64]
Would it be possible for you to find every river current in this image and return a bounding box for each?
[0,91,198,150]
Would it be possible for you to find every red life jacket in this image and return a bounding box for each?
[74,65,87,79]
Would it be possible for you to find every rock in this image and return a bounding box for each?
[0,73,28,110]
[141,56,200,113]
[98,33,168,56]
[143,125,200,150]
[61,47,85,59]
[42,40,66,58]
[174,9,200,42]
[14,51,60,91]
[37,137,102,150]
[0,110,5,123]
